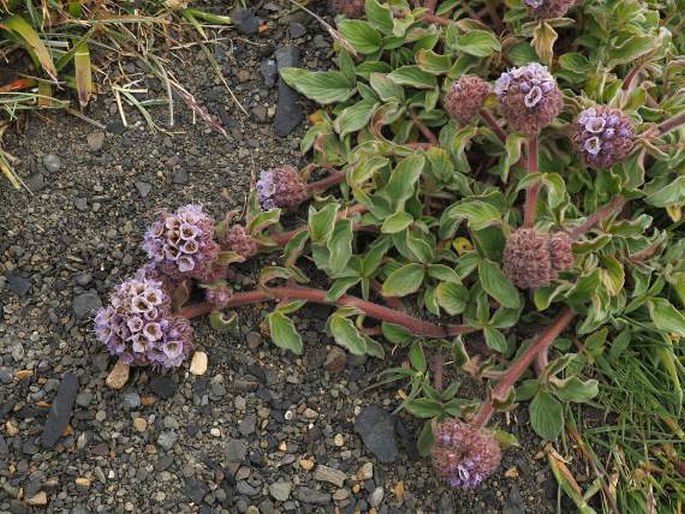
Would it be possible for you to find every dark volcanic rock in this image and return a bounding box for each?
[231,8,259,35]
[354,405,399,463]
[150,376,177,399]
[6,274,31,296]
[503,485,525,514]
[72,290,102,319]
[274,45,303,136]
[186,477,208,504]
[40,373,79,448]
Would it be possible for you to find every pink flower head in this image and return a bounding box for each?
[444,76,491,125]
[432,419,502,488]
[222,224,259,259]
[524,0,577,19]
[142,204,220,282]
[256,166,308,210]
[495,63,563,136]
[330,0,365,18]
[205,284,233,310]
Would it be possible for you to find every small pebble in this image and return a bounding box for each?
[189,351,208,375]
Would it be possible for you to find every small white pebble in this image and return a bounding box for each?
[210,428,221,437]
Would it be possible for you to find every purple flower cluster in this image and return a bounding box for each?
[330,0,365,18]
[222,224,259,259]
[503,228,574,289]
[256,166,308,210]
[524,0,577,18]
[572,106,635,169]
[94,272,193,368]
[432,419,502,488]
[444,75,491,125]
[494,63,563,136]
[143,204,220,282]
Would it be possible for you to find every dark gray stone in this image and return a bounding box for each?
[503,484,525,514]
[0,367,13,384]
[354,405,399,463]
[236,480,259,496]
[289,21,307,38]
[0,433,8,455]
[172,168,189,184]
[274,80,302,136]
[186,478,208,504]
[40,373,79,448]
[72,290,102,319]
[226,438,247,462]
[294,487,331,505]
[260,59,277,88]
[5,274,31,296]
[135,181,152,198]
[238,414,256,436]
[275,45,299,70]
[74,198,88,211]
[27,174,46,192]
[150,376,177,399]
[42,153,61,173]
[86,132,105,152]
[231,8,259,35]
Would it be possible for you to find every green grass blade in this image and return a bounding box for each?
[0,14,58,81]
[74,41,92,107]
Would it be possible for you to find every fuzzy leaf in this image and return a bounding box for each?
[309,203,339,244]
[338,19,383,54]
[478,259,521,309]
[647,298,685,337]
[435,282,469,315]
[388,65,438,89]
[529,391,564,440]
[267,312,303,354]
[280,68,356,104]
[382,263,426,297]
[456,30,501,57]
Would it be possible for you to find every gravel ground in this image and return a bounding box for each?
[0,2,576,513]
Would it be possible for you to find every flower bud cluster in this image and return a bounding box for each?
[94,272,193,368]
[256,166,308,210]
[524,0,577,19]
[432,419,502,488]
[143,204,220,282]
[331,0,365,18]
[503,228,574,289]
[495,63,563,136]
[205,284,233,309]
[572,106,635,169]
[444,76,491,125]
[222,224,259,259]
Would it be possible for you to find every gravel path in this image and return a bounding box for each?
[0,2,572,513]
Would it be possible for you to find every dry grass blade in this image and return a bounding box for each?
[285,0,359,57]
[74,41,93,107]
[0,14,58,82]
[167,75,228,138]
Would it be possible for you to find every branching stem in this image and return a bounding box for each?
[305,171,347,195]
[568,196,627,241]
[179,286,477,339]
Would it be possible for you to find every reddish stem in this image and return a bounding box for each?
[425,0,437,14]
[179,286,477,339]
[470,307,575,429]
[371,279,406,312]
[269,204,368,247]
[433,351,444,391]
[568,196,627,241]
[622,63,643,92]
[419,12,454,25]
[410,111,439,144]
[655,111,685,137]
[523,135,539,228]
[479,108,508,144]
[305,171,347,195]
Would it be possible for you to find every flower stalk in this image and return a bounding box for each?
[523,135,539,228]
[470,307,575,429]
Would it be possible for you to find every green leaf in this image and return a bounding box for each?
[383,155,425,210]
[435,282,469,315]
[417,420,435,457]
[479,259,521,309]
[381,322,412,345]
[456,29,501,57]
[325,276,361,301]
[440,201,502,235]
[608,35,657,67]
[247,207,281,234]
[364,0,393,32]
[388,65,437,89]
[280,68,356,104]
[309,203,339,244]
[409,342,427,372]
[382,263,426,297]
[334,98,379,138]
[338,19,382,54]
[381,211,414,234]
[553,377,599,403]
[530,391,564,440]
[369,73,404,102]
[267,312,303,354]
[416,49,452,75]
[484,327,508,353]
[208,311,237,332]
[405,398,443,418]
[427,264,460,284]
[329,314,367,355]
[647,298,685,337]
[327,219,354,275]
[0,15,58,81]
[645,176,685,207]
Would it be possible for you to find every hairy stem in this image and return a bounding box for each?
[479,108,508,144]
[305,171,347,195]
[568,196,627,241]
[425,0,437,14]
[433,351,444,391]
[410,111,439,144]
[180,286,477,338]
[470,307,575,429]
[523,135,539,228]
[655,111,685,137]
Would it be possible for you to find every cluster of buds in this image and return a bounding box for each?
[432,419,502,488]
[256,166,309,211]
[204,284,233,310]
[495,63,563,136]
[94,269,193,368]
[572,106,635,169]
[503,228,574,289]
[222,224,259,259]
[444,76,491,125]
[330,0,365,18]
[143,204,220,282]
[524,0,577,19]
